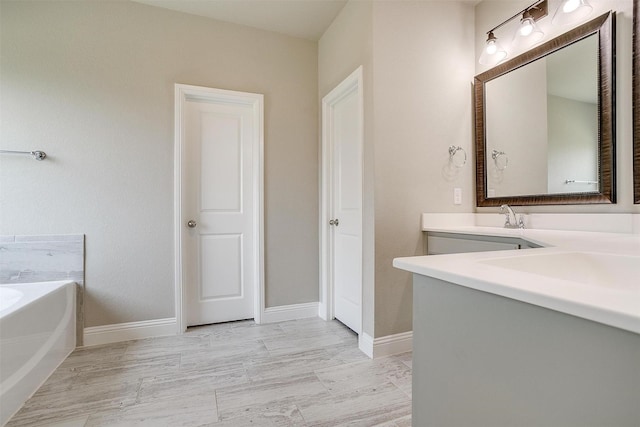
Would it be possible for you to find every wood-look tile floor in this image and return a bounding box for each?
[7,318,412,427]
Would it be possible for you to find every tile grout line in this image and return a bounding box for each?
[294,403,309,426]
[311,371,332,395]
[388,379,412,401]
[133,376,144,405]
[213,390,220,423]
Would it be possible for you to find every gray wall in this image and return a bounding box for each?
[485,59,548,197]
[371,1,476,337]
[547,95,598,193]
[318,0,375,338]
[0,1,319,327]
[319,0,475,338]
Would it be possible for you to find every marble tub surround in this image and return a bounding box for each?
[6,318,412,427]
[0,235,84,284]
[0,234,85,345]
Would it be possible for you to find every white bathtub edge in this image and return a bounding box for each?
[1,281,76,427]
[2,344,75,427]
[83,317,177,347]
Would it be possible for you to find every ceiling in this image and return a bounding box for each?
[132,0,348,41]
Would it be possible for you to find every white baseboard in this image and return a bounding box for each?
[82,312,412,359]
[261,302,319,324]
[359,331,413,359]
[358,333,374,358]
[317,302,329,321]
[83,317,176,347]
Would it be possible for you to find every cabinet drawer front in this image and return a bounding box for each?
[427,236,519,255]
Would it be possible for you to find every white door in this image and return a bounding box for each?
[177,85,263,328]
[322,67,363,334]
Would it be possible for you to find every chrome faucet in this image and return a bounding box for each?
[500,204,525,229]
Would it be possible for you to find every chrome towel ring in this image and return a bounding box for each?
[491,149,508,171]
[448,145,467,168]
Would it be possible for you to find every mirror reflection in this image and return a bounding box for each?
[475,11,615,207]
[484,34,598,198]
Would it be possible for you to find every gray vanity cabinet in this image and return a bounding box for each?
[412,274,640,426]
[426,232,540,255]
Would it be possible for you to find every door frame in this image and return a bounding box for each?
[174,83,264,333]
[319,66,364,323]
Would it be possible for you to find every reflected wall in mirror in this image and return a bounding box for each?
[485,35,598,197]
[634,0,639,204]
[475,12,616,206]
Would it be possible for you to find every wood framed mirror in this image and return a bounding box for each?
[634,0,640,204]
[475,12,616,207]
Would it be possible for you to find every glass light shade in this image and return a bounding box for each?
[512,15,545,49]
[552,0,593,26]
[479,32,507,66]
[519,18,535,36]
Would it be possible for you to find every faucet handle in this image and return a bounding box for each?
[517,214,526,229]
[499,204,520,229]
[499,205,511,226]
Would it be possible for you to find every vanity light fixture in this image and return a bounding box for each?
[479,31,508,66]
[479,0,548,65]
[552,0,593,26]
[512,9,545,49]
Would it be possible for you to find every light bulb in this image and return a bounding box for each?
[512,10,544,49]
[552,0,593,26]
[479,31,507,66]
[519,19,534,36]
[563,0,580,13]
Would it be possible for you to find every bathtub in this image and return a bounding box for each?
[0,281,76,426]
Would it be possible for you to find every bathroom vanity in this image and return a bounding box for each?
[394,214,640,427]
[426,231,541,255]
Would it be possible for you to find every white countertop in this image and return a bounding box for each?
[393,214,640,335]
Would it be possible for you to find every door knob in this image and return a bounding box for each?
[329,219,339,226]
[187,220,197,228]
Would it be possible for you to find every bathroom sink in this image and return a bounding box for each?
[479,252,640,291]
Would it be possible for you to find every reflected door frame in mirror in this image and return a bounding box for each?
[475,12,616,207]
[634,0,640,204]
